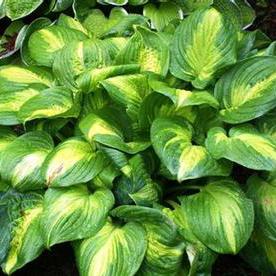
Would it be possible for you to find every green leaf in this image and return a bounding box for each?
[143,3,183,32]
[80,109,150,154]
[20,18,52,66]
[0,131,54,191]
[0,126,16,152]
[205,124,276,171]
[50,0,73,12]
[77,64,140,93]
[170,7,237,89]
[112,205,185,276]
[73,0,96,21]
[116,25,170,76]
[40,186,114,247]
[0,65,54,125]
[18,87,79,123]
[57,14,88,34]
[175,0,212,13]
[215,56,276,123]
[42,137,106,187]
[149,77,219,109]
[151,117,231,182]
[179,179,254,254]
[247,175,276,240]
[5,0,43,20]
[241,230,276,274]
[74,220,147,276]
[53,38,118,90]
[0,191,44,274]
[28,25,87,67]
[101,73,151,121]
[256,109,276,141]
[82,7,148,38]
[113,154,161,206]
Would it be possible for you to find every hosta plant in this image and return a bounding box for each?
[0,0,276,275]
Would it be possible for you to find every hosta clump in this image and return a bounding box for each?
[0,0,275,275]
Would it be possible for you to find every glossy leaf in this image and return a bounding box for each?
[40,186,114,247]
[42,137,106,187]
[0,131,54,191]
[215,56,276,123]
[205,124,276,171]
[0,191,44,274]
[18,87,78,123]
[28,25,87,67]
[116,25,170,76]
[151,117,231,182]
[179,179,254,254]
[74,220,147,276]
[170,7,237,89]
[247,175,276,240]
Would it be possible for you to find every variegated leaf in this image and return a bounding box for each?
[205,124,276,171]
[151,117,231,182]
[42,137,106,187]
[170,7,237,89]
[179,179,254,254]
[40,186,114,247]
[215,56,276,123]
[0,131,54,191]
[74,220,147,276]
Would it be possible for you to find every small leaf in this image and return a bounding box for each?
[74,220,147,276]
[170,7,237,89]
[42,137,106,187]
[179,179,254,254]
[40,186,114,247]
[151,117,231,182]
[205,124,276,171]
[0,131,54,191]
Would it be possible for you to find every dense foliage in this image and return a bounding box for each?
[0,0,275,275]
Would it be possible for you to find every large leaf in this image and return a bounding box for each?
[0,126,16,153]
[74,220,147,276]
[53,38,119,90]
[40,186,114,247]
[241,230,276,274]
[77,64,140,93]
[28,25,87,67]
[151,117,231,182]
[0,65,54,125]
[149,77,219,109]
[116,25,170,76]
[205,124,276,171]
[83,7,147,38]
[101,73,151,121]
[0,131,54,191]
[247,175,276,240]
[80,108,150,154]
[112,153,161,206]
[179,179,254,254]
[42,137,106,187]
[5,0,43,20]
[143,3,183,32]
[256,109,276,141]
[112,205,185,276]
[0,191,44,274]
[20,18,52,66]
[18,87,79,123]
[214,56,276,123]
[170,7,237,89]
